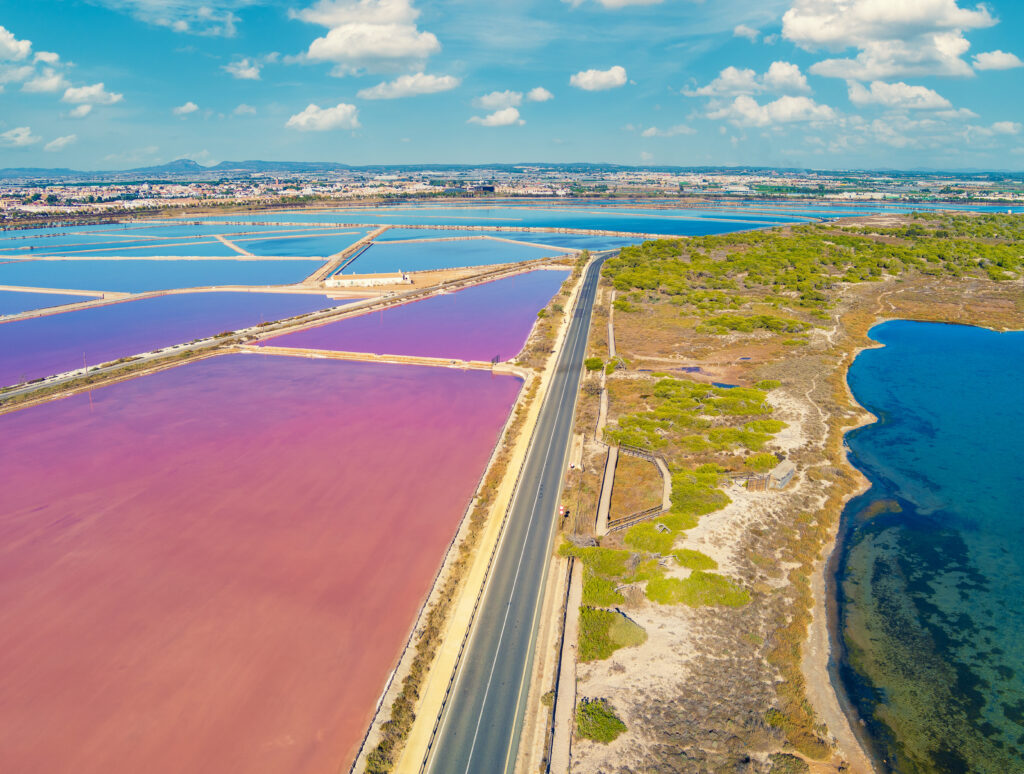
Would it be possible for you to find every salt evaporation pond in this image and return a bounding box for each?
[0,290,93,317]
[0,258,324,292]
[0,354,522,774]
[342,238,560,274]
[31,241,247,258]
[0,291,358,386]
[836,321,1024,773]
[235,230,369,258]
[374,228,636,252]
[203,205,792,235]
[265,268,568,361]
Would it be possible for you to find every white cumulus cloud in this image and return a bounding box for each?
[90,1,245,36]
[286,101,360,130]
[0,25,31,61]
[972,50,1024,71]
[0,126,40,147]
[173,101,199,115]
[763,61,811,93]
[734,24,760,42]
[0,64,34,88]
[234,103,257,115]
[224,58,261,79]
[468,106,524,126]
[476,89,522,109]
[990,121,1022,135]
[640,124,696,137]
[358,71,459,99]
[44,134,77,152]
[570,65,627,91]
[783,0,996,80]
[21,68,69,93]
[687,62,810,97]
[69,104,93,118]
[63,82,124,105]
[527,86,553,102]
[708,94,837,127]
[295,0,440,74]
[566,0,662,7]
[848,80,951,109]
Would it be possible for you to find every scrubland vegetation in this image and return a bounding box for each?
[565,213,1024,772]
[576,698,627,743]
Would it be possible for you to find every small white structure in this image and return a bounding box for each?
[769,460,797,490]
[326,272,411,288]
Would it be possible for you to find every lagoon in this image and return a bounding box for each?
[837,320,1024,773]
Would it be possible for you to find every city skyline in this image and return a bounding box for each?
[1,0,1023,170]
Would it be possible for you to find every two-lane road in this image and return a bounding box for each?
[425,253,607,774]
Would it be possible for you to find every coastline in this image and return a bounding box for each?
[808,310,1024,774]
[801,326,886,774]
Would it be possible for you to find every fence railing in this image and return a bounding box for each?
[607,504,666,533]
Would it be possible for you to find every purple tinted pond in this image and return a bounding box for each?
[0,292,359,387]
[343,240,557,274]
[262,269,568,362]
[0,259,324,292]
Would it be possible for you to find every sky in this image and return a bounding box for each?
[1,0,1023,170]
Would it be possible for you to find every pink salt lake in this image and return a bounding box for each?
[0,353,521,774]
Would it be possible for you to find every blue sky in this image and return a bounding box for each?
[1,0,1022,170]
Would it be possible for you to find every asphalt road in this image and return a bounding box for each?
[425,253,607,774]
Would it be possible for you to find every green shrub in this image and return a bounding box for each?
[559,542,631,578]
[755,379,782,391]
[576,698,627,743]
[657,511,700,532]
[769,753,810,774]
[699,313,811,335]
[646,572,750,607]
[579,607,647,661]
[672,549,718,570]
[624,522,675,555]
[613,298,636,313]
[582,568,624,607]
[745,419,787,434]
[746,452,779,472]
[584,356,604,371]
[670,468,731,517]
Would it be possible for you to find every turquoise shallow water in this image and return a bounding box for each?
[837,321,1024,773]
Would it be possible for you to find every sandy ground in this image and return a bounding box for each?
[570,369,874,774]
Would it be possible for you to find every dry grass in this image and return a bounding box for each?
[609,454,663,519]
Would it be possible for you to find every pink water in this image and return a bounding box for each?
[261,269,568,361]
[0,353,522,774]
[0,291,361,388]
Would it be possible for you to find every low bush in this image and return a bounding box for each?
[579,607,647,662]
[646,572,750,607]
[746,452,779,472]
[582,568,624,607]
[672,549,718,570]
[624,522,675,555]
[576,698,627,743]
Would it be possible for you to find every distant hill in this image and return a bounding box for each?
[0,158,355,182]
[0,159,1021,183]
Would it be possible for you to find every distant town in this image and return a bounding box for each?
[2,162,1023,225]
